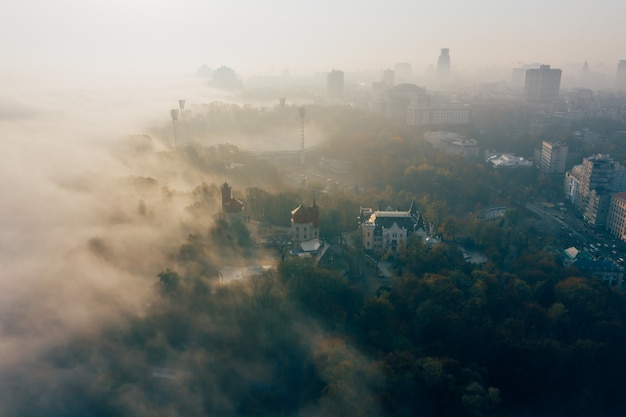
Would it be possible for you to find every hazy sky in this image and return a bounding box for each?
[2,0,625,78]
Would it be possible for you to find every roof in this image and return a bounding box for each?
[300,239,321,253]
[291,202,319,227]
[614,191,626,202]
[370,210,420,232]
[487,153,533,168]
[223,197,244,213]
[564,247,579,259]
[573,259,621,272]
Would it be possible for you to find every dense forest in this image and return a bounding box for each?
[13,215,626,417]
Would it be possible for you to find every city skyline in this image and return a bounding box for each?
[1,0,625,80]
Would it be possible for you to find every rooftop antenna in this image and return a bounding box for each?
[169,108,179,151]
[297,106,305,165]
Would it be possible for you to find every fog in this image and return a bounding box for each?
[0,73,231,405]
[0,66,386,415]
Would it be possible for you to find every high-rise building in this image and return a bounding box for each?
[394,62,412,83]
[608,191,626,242]
[565,154,626,227]
[382,68,395,87]
[512,63,541,88]
[539,141,568,174]
[616,60,626,91]
[327,69,344,98]
[437,48,450,79]
[524,65,562,103]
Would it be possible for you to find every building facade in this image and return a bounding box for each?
[539,140,568,174]
[607,191,626,242]
[291,201,319,242]
[359,203,424,252]
[564,154,626,227]
[437,48,450,79]
[616,60,626,91]
[327,69,344,99]
[524,65,562,103]
[407,105,471,126]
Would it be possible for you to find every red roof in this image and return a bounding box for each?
[291,203,319,227]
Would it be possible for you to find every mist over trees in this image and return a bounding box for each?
[5,85,626,417]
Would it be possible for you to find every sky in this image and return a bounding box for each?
[1,0,625,79]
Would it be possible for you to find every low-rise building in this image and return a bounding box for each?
[486,153,533,168]
[572,259,624,288]
[291,200,320,243]
[359,203,425,252]
[425,131,479,158]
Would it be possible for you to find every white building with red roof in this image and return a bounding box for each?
[291,200,319,243]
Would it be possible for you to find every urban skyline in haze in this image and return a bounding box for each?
[1,0,625,80]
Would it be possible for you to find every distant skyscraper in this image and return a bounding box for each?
[382,69,395,87]
[437,48,450,78]
[327,69,344,98]
[616,60,626,91]
[512,63,541,88]
[394,62,412,83]
[524,65,562,103]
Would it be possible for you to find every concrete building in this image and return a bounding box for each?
[394,62,412,83]
[607,191,626,242]
[616,60,626,91]
[437,48,451,79]
[407,104,471,126]
[539,140,568,174]
[583,189,612,227]
[564,164,584,204]
[359,203,424,253]
[565,154,626,227]
[327,69,344,99]
[373,83,427,122]
[524,65,562,103]
[382,68,395,87]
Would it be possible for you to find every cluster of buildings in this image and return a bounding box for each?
[564,154,626,238]
[372,83,471,126]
